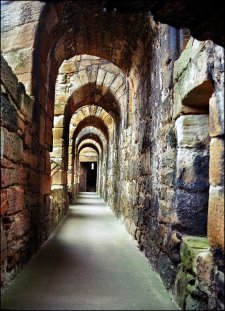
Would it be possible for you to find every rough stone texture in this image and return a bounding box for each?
[208,186,224,249]
[0,2,224,310]
[174,236,213,310]
[0,56,68,290]
[180,236,209,272]
[209,138,224,186]
[175,115,209,148]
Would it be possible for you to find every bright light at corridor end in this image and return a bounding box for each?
[91,163,94,170]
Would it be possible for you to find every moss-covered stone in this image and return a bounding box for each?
[181,236,209,272]
[174,266,195,309]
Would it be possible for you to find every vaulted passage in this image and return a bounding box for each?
[1,193,177,310]
[1,1,224,310]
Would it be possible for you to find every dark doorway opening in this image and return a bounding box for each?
[79,162,97,192]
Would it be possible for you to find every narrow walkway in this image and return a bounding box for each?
[1,193,178,310]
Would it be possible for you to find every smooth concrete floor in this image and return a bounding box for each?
[1,193,178,310]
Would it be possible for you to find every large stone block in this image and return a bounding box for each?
[5,210,31,241]
[181,236,209,272]
[1,189,8,216]
[7,186,24,215]
[2,128,23,163]
[176,148,209,191]
[3,48,33,76]
[1,55,18,101]
[1,95,18,132]
[174,40,213,107]
[18,87,33,121]
[209,138,224,186]
[208,186,224,249]
[174,189,208,235]
[173,84,208,120]
[1,22,37,53]
[53,127,63,140]
[157,252,177,289]
[194,250,214,295]
[209,93,225,137]
[1,168,19,188]
[174,266,195,309]
[1,1,43,32]
[175,115,209,148]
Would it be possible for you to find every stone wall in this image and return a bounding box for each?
[0,55,68,290]
[0,1,224,309]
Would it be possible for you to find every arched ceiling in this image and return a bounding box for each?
[40,0,224,47]
[75,133,104,152]
[79,146,98,160]
[69,105,114,140]
[55,55,126,122]
[78,143,101,155]
[75,127,107,147]
[78,140,102,157]
[72,116,109,141]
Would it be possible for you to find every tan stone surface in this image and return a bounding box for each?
[194,250,214,295]
[174,40,214,108]
[209,94,225,137]
[175,115,209,148]
[173,84,208,120]
[209,138,224,186]
[208,186,224,249]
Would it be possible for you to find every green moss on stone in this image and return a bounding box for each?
[181,236,209,272]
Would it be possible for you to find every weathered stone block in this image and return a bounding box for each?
[53,128,63,140]
[174,40,213,107]
[1,55,18,101]
[173,84,207,120]
[158,252,177,289]
[1,22,37,53]
[209,93,224,137]
[1,168,19,188]
[208,186,224,249]
[3,48,33,76]
[194,250,214,295]
[1,95,18,132]
[6,210,31,241]
[1,190,8,216]
[176,148,209,191]
[174,189,208,235]
[19,92,33,121]
[174,266,195,309]
[175,115,209,148]
[7,186,24,215]
[2,128,23,163]
[209,138,224,186]
[181,236,209,272]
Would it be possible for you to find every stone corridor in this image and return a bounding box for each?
[1,193,177,310]
[1,1,224,310]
